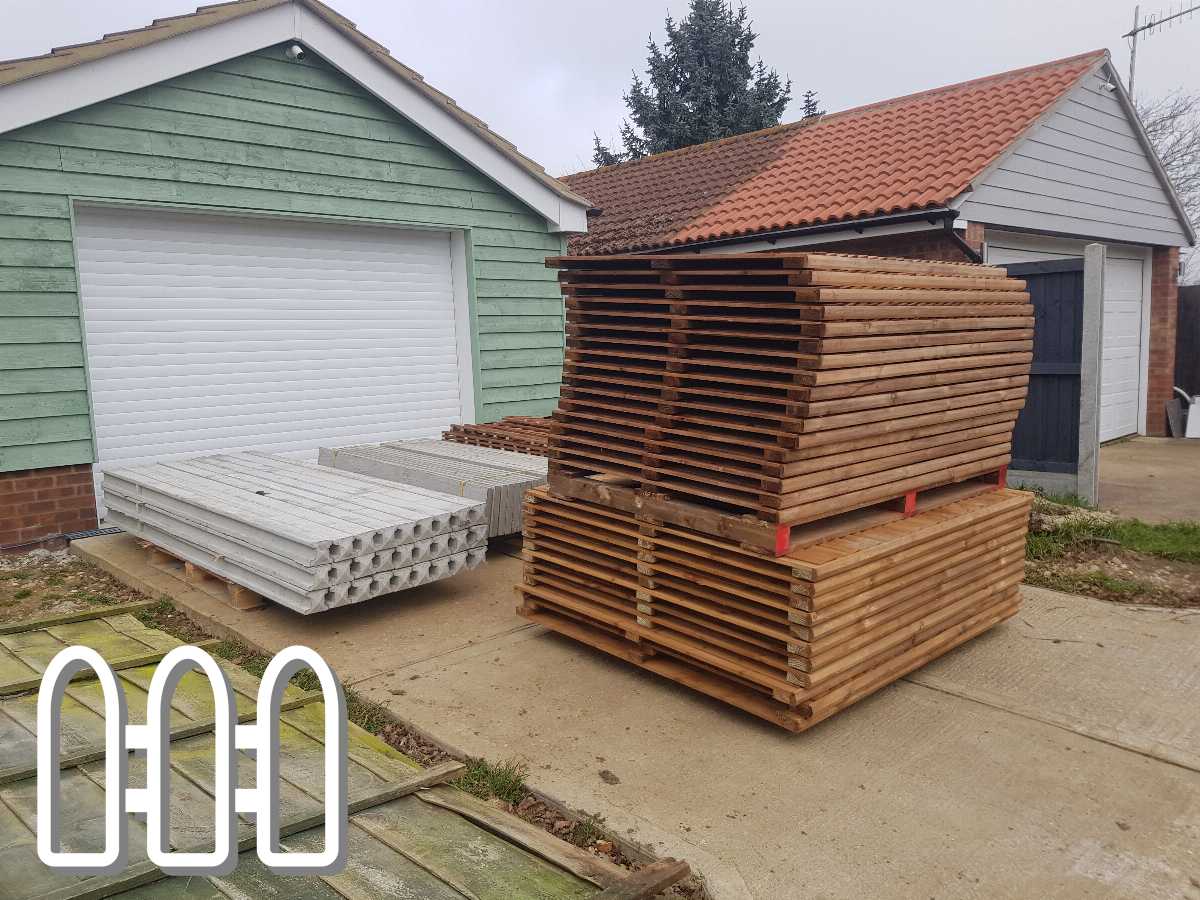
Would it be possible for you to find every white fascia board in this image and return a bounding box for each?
[1101,61,1196,247]
[0,4,298,136]
[0,1,588,233]
[552,201,590,233]
[689,219,943,255]
[293,6,587,233]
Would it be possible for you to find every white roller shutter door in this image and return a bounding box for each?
[1097,258,1143,442]
[75,206,472,510]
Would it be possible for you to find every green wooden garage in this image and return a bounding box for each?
[0,0,590,548]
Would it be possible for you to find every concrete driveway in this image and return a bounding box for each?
[78,535,1200,900]
[1100,436,1200,522]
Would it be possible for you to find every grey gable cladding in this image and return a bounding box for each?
[0,45,567,473]
[957,66,1191,247]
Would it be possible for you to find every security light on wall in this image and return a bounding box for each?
[286,43,307,61]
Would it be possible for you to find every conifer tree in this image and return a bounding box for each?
[592,0,807,166]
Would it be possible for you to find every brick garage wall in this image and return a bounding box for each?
[809,229,978,263]
[0,464,98,552]
[1147,246,1180,436]
[964,221,985,256]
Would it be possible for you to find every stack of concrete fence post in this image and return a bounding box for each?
[319,439,548,537]
[103,451,487,614]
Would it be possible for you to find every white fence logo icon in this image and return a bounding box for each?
[37,644,348,876]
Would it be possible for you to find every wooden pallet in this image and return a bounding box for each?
[443,416,551,456]
[548,466,1009,557]
[140,540,267,611]
[546,252,1033,527]
[517,485,1030,731]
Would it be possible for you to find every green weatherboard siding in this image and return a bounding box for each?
[0,45,568,473]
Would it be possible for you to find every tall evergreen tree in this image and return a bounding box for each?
[802,89,823,119]
[592,0,807,166]
[591,134,626,168]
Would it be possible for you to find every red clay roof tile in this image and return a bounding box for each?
[564,50,1107,254]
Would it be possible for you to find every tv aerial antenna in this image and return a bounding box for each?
[1124,3,1200,95]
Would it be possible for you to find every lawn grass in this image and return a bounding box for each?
[1036,492,1095,509]
[1073,572,1146,595]
[1027,502,1200,564]
[1026,569,1150,597]
[210,637,539,833]
[1106,519,1200,562]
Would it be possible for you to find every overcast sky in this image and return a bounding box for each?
[3,0,1197,176]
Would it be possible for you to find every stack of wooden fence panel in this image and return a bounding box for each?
[443,416,551,456]
[548,252,1031,550]
[517,251,1036,731]
[519,484,1031,732]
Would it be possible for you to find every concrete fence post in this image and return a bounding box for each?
[1077,243,1106,505]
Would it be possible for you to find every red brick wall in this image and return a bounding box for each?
[964,221,985,256]
[808,230,977,263]
[0,464,98,552]
[1147,246,1180,436]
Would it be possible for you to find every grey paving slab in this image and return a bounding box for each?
[354,589,1200,899]
[1099,436,1200,523]
[78,530,1200,899]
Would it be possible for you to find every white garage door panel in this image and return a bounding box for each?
[87,371,452,398]
[94,399,460,434]
[95,413,458,456]
[76,206,469,508]
[83,314,458,329]
[1099,259,1143,441]
[85,340,460,361]
[92,386,462,414]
